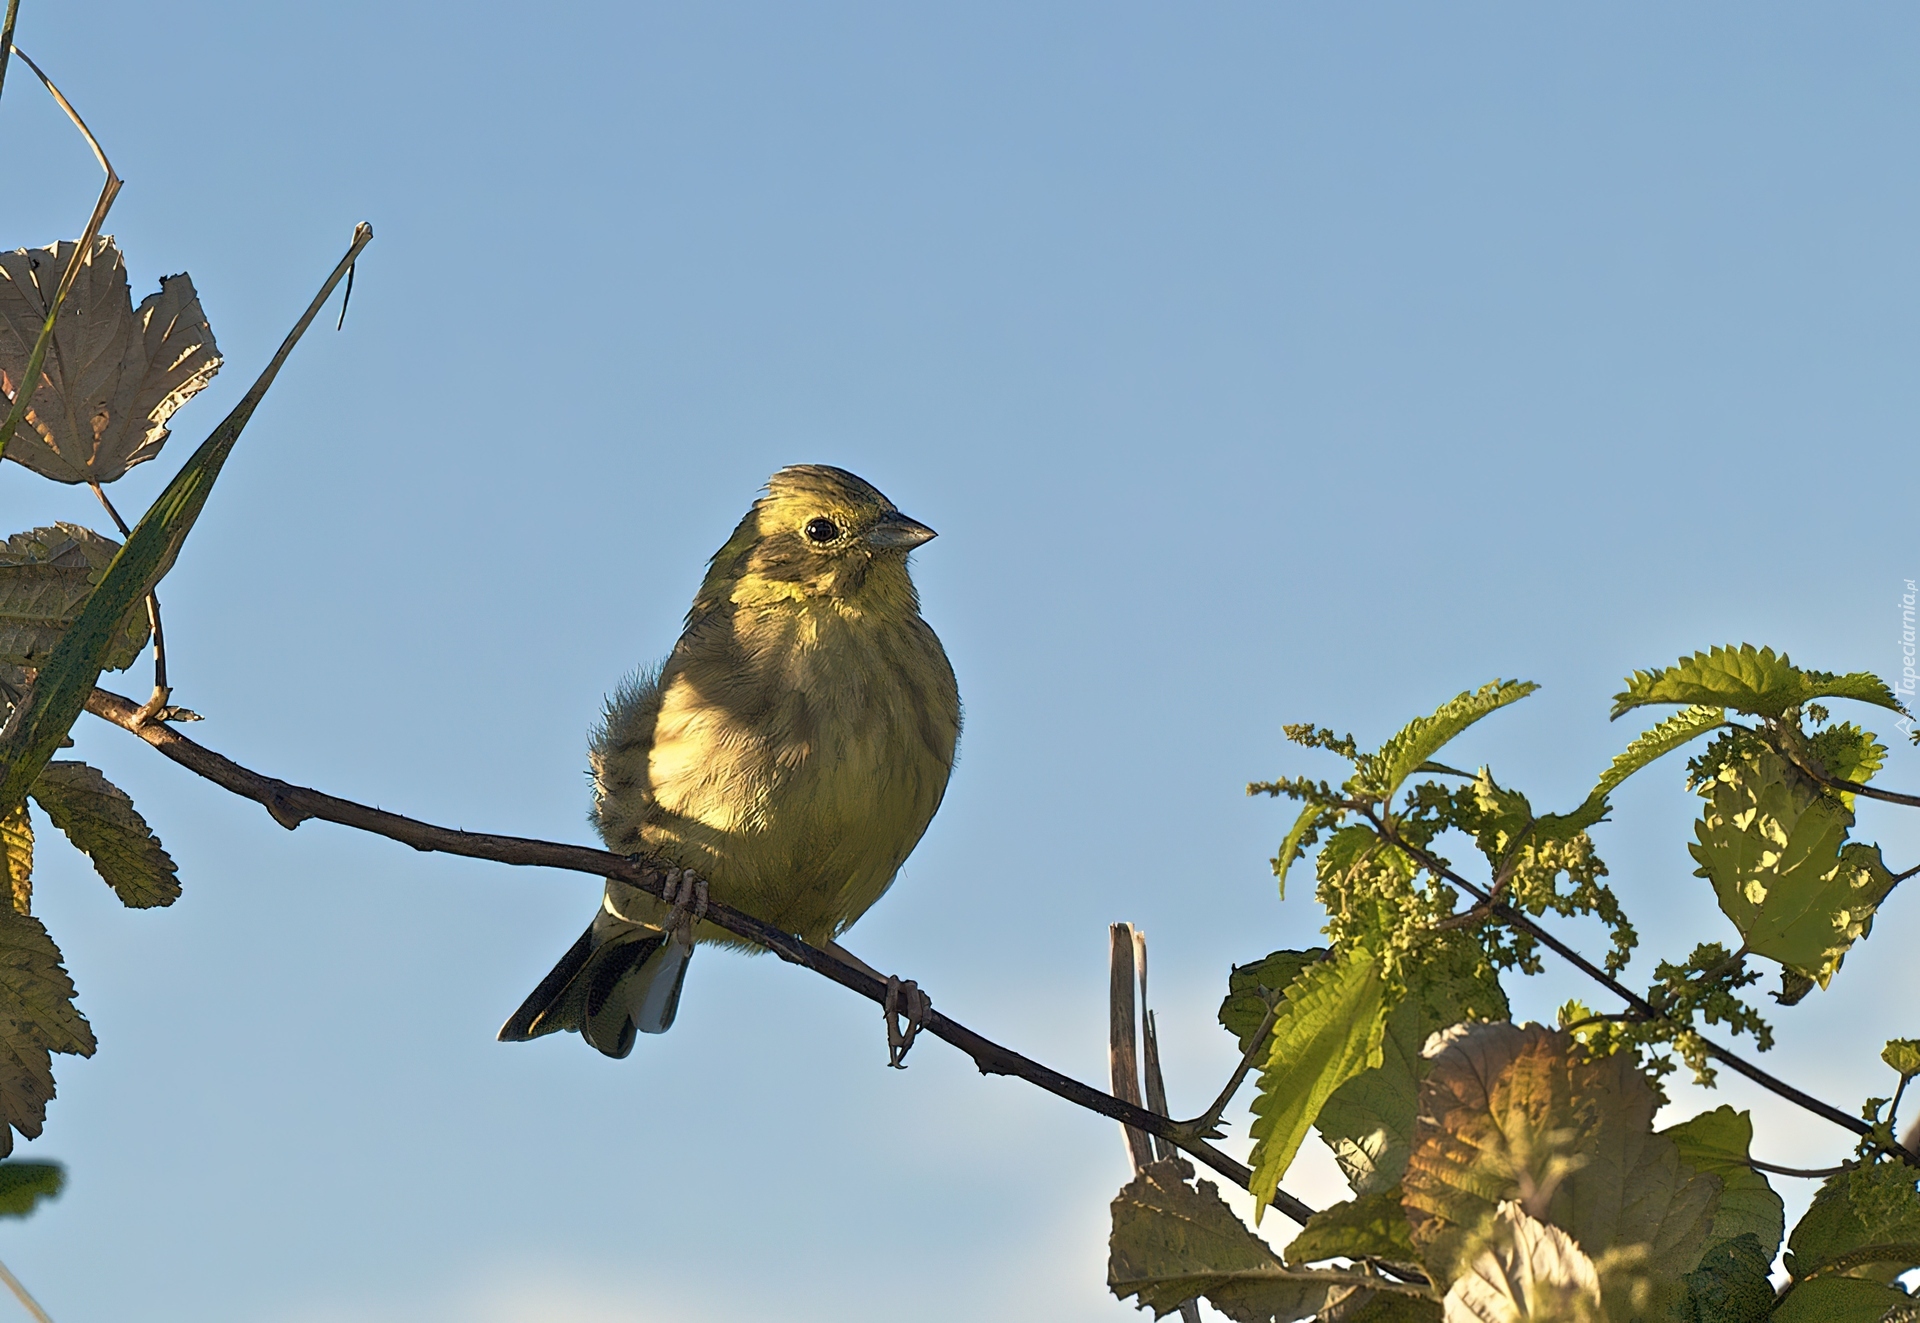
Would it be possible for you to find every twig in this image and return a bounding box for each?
[0,1255,52,1323]
[0,1,21,108]
[88,482,170,716]
[1358,808,1920,1165]
[82,686,1318,1225]
[1110,923,1155,1172]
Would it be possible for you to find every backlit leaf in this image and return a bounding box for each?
[1,802,27,915]
[1357,681,1538,803]
[1768,1276,1914,1323]
[29,760,179,908]
[0,1160,62,1218]
[1591,705,1726,802]
[1882,1040,1920,1080]
[1440,1201,1603,1323]
[1219,949,1326,1052]
[1784,1165,1920,1284]
[1689,745,1894,986]
[1284,1187,1418,1266]
[1248,947,1391,1220]
[1274,802,1327,900]
[1658,1107,1784,1259]
[0,236,221,484]
[0,523,150,671]
[0,905,94,1156]
[1679,1233,1776,1323]
[1613,645,1901,720]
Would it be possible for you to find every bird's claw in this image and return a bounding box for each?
[884,975,931,1068]
[660,869,708,945]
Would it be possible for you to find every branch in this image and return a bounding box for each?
[83,687,1318,1225]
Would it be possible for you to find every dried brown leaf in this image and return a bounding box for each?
[0,236,220,484]
[0,804,29,916]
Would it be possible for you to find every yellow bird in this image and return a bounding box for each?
[499,465,961,1058]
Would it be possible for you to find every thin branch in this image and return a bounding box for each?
[89,482,171,716]
[1746,1158,1848,1179]
[82,686,1319,1225]
[1358,807,1919,1165]
[0,1,21,108]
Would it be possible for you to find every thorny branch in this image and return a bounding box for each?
[81,686,1318,1225]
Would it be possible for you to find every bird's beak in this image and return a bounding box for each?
[866,511,937,549]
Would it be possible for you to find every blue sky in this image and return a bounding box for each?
[3,4,1920,1319]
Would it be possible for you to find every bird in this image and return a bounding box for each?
[498,464,961,1059]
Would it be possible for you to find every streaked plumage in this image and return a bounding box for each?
[499,465,960,1057]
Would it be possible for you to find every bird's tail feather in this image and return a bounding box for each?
[497,922,692,1057]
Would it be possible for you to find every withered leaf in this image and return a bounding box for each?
[0,236,221,484]
[0,803,29,916]
[0,523,151,672]
[29,761,180,908]
[0,905,95,1156]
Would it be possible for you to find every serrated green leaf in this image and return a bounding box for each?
[29,760,179,908]
[1357,681,1538,803]
[1680,1233,1777,1323]
[0,905,95,1156]
[1,801,28,916]
[0,227,369,822]
[0,1159,62,1218]
[1441,1201,1604,1323]
[1284,1187,1417,1265]
[1316,936,1509,1196]
[1248,947,1391,1221]
[1784,1166,1920,1284]
[1658,1106,1784,1259]
[1403,1023,1721,1296]
[1613,644,1902,720]
[1769,1276,1913,1323]
[0,524,150,672]
[1220,950,1327,1053]
[1810,723,1889,811]
[1689,745,1895,986]
[1108,1158,1350,1322]
[1273,803,1327,901]
[1882,1040,1920,1079]
[1592,705,1727,801]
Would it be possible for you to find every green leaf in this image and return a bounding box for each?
[1882,1040,1920,1079]
[1679,1233,1777,1323]
[1784,1166,1920,1284]
[1315,935,1509,1196]
[1283,1187,1416,1265]
[0,225,370,821]
[1273,802,1327,901]
[1219,949,1326,1053]
[1247,947,1391,1221]
[1108,1158,1351,1322]
[1592,705,1727,802]
[29,760,179,908]
[1,800,28,915]
[1809,723,1887,806]
[1335,1295,1440,1322]
[1689,745,1895,985]
[1768,1276,1914,1323]
[1612,644,1903,720]
[0,524,150,671]
[1440,1201,1605,1322]
[0,1159,62,1217]
[0,905,95,1155]
[1658,1106,1785,1259]
[1402,1023,1721,1295]
[1356,680,1538,803]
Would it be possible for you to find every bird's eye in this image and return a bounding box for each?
[804,517,841,543]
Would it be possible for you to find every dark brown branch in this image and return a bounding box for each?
[1361,809,1919,1166]
[83,686,1317,1225]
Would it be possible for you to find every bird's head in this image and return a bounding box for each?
[696,465,937,613]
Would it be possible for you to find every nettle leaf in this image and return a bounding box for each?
[1440,1201,1604,1323]
[1356,681,1538,803]
[1316,937,1510,1196]
[1274,802,1328,900]
[1284,1187,1417,1266]
[1689,745,1894,986]
[0,1159,62,1218]
[1220,949,1327,1052]
[1783,1165,1920,1285]
[1612,644,1902,721]
[0,905,95,1156]
[1591,705,1727,802]
[1248,947,1391,1220]
[1679,1233,1776,1323]
[1108,1159,1353,1322]
[1769,1276,1914,1323]
[1658,1106,1784,1259]
[1882,1040,1920,1079]
[0,524,151,672]
[0,236,222,485]
[1,801,28,916]
[28,761,180,908]
[1808,723,1887,800]
[1402,1023,1720,1297]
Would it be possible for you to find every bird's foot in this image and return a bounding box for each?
[884,975,931,1069]
[659,869,708,945]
